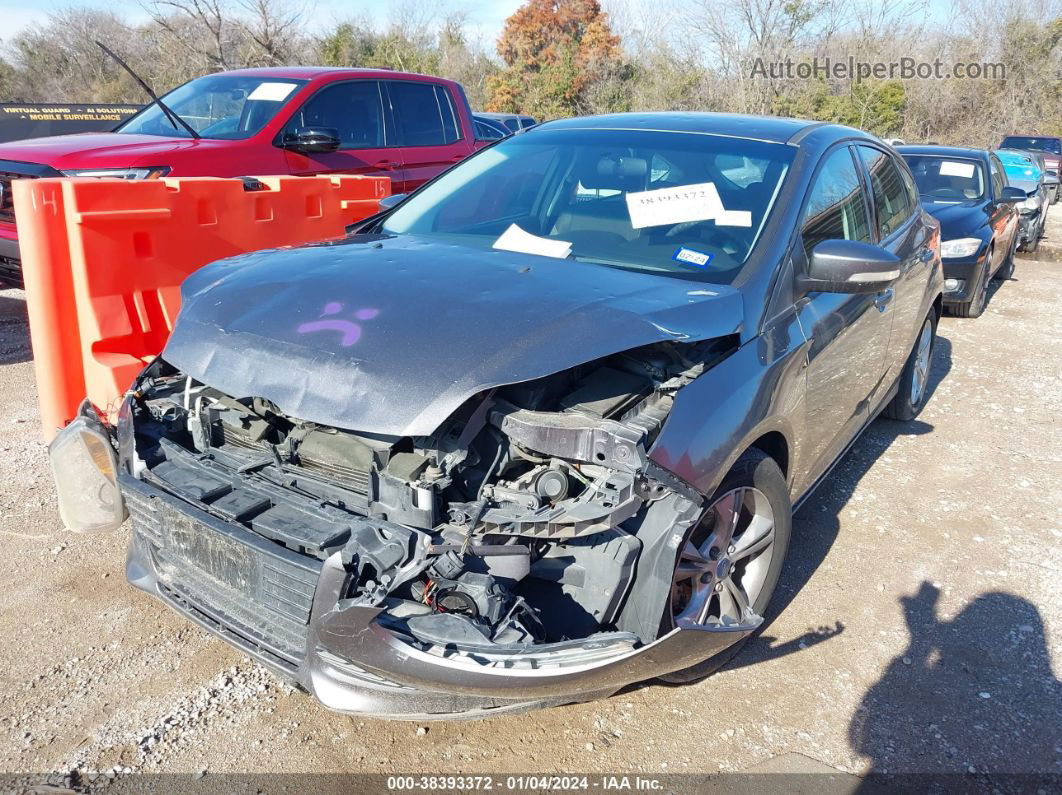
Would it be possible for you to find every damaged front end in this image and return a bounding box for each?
[103,336,759,716]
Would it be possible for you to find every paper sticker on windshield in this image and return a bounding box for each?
[939,161,975,178]
[625,182,752,229]
[248,82,298,102]
[672,247,713,268]
[493,223,572,259]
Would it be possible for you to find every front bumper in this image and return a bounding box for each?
[940,253,985,304]
[1017,210,1043,246]
[0,229,20,289]
[120,473,751,720]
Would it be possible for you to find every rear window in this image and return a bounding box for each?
[1001,136,1061,154]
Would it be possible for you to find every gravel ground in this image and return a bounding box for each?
[0,223,1059,789]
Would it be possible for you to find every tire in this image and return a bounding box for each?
[951,254,990,318]
[883,310,937,421]
[657,449,791,684]
[993,236,1016,281]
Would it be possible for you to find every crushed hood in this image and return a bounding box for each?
[163,234,745,436]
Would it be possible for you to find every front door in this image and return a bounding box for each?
[796,145,895,487]
[280,79,403,191]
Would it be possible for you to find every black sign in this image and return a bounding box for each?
[0,103,143,143]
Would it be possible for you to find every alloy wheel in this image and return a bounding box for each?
[670,487,776,628]
[910,318,933,406]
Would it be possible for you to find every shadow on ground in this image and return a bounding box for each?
[0,292,30,365]
[850,582,1061,780]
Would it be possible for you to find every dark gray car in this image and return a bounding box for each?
[51,113,943,719]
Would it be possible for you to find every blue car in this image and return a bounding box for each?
[997,149,1051,253]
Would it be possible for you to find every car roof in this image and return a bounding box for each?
[896,144,989,160]
[207,66,456,83]
[536,112,845,144]
[1001,133,1061,140]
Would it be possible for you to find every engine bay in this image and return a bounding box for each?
[123,337,737,649]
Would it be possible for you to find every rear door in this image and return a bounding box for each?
[385,80,471,192]
[855,144,927,385]
[280,79,403,187]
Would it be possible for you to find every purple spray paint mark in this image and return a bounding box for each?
[297,302,379,347]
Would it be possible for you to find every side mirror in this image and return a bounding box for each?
[1000,186,1027,203]
[799,239,901,294]
[378,193,408,212]
[281,126,341,154]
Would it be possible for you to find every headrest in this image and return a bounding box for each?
[580,155,648,190]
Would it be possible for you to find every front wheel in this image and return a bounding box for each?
[951,255,990,318]
[658,449,791,683]
[993,235,1016,281]
[883,310,937,420]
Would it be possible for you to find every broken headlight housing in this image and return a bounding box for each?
[48,402,127,533]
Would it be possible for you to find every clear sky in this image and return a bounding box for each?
[0,0,956,54]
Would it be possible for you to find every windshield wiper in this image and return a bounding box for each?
[95,41,200,140]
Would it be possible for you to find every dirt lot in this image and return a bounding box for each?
[0,224,1059,789]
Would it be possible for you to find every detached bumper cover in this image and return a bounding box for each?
[120,473,752,719]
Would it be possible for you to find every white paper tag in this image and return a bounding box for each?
[625,182,752,229]
[248,82,299,102]
[939,161,975,178]
[492,224,572,259]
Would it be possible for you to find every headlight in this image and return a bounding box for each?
[58,167,171,180]
[943,278,965,293]
[1020,195,1041,211]
[48,404,127,533]
[939,237,982,258]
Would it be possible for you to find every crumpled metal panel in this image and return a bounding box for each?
[163,234,744,436]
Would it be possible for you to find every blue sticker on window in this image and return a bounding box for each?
[672,247,713,268]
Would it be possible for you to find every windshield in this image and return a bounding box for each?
[1001,136,1061,155]
[115,75,307,139]
[381,128,793,284]
[996,151,1041,180]
[902,155,985,201]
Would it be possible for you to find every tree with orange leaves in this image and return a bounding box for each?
[486,0,624,119]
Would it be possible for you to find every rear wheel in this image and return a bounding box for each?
[658,449,791,683]
[883,310,937,420]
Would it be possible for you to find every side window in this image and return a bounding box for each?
[989,158,1005,198]
[388,81,462,147]
[801,147,872,259]
[858,145,913,238]
[284,81,384,149]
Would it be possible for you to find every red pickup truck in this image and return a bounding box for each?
[0,67,484,287]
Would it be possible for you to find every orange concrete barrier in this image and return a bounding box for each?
[13,174,389,440]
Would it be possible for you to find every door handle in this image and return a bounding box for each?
[450,154,466,162]
[874,288,894,311]
[373,160,396,170]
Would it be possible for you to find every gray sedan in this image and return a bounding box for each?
[51,113,943,719]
